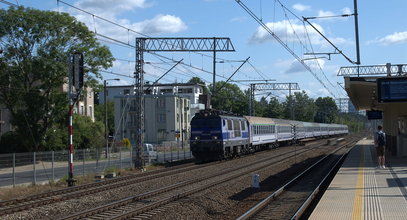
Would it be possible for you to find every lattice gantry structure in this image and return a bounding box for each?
[249,83,300,117]
[338,63,407,76]
[134,37,235,168]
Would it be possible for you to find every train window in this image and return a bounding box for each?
[227,120,232,131]
[223,119,225,127]
[234,120,241,137]
[241,120,246,130]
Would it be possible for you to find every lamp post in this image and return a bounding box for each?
[104,78,120,159]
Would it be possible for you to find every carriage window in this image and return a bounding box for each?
[234,120,241,136]
[223,119,226,127]
[241,121,246,130]
[227,120,232,131]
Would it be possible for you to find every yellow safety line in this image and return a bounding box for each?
[352,147,364,220]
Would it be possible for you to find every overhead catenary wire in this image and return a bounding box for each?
[234,0,337,98]
[0,0,18,7]
[56,0,266,87]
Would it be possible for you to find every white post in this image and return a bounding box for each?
[119,147,122,170]
[33,152,36,185]
[12,153,15,187]
[82,149,85,177]
[52,151,55,182]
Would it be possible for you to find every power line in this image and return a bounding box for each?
[235,0,336,98]
[98,69,133,79]
[57,0,149,38]
[56,0,276,88]
[0,0,18,7]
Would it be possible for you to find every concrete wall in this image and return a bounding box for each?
[114,95,191,145]
[383,102,407,156]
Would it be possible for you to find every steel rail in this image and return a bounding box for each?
[236,137,360,220]
[62,136,344,219]
[0,162,205,215]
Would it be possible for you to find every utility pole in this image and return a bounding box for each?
[104,79,120,159]
[353,0,361,65]
[289,83,294,120]
[213,37,216,97]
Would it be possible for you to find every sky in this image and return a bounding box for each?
[1,0,407,101]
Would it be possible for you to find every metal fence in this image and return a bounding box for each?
[0,144,193,188]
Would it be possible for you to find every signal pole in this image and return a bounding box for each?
[67,52,84,187]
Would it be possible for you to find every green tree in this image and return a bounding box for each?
[254,96,268,117]
[336,112,366,133]
[265,97,284,118]
[188,77,209,94]
[72,114,104,149]
[283,91,315,122]
[94,101,115,135]
[315,97,338,123]
[211,81,248,115]
[0,7,114,152]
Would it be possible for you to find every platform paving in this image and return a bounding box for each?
[310,138,407,220]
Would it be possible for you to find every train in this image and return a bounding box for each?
[190,109,348,161]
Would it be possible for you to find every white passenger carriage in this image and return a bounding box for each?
[274,119,295,142]
[303,122,317,138]
[245,116,278,149]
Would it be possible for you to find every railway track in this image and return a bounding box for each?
[60,136,347,220]
[1,135,347,218]
[0,161,209,215]
[236,137,360,220]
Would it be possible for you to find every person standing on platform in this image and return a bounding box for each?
[374,125,386,168]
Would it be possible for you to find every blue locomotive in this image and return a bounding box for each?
[190,109,348,161]
[190,109,250,161]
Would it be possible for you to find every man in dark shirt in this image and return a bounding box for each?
[374,125,386,169]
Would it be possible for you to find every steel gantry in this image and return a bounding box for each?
[249,83,300,117]
[134,37,235,168]
[338,63,407,76]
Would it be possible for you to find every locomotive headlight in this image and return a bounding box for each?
[194,136,200,140]
[212,136,218,140]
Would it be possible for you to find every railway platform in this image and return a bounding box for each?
[310,138,407,219]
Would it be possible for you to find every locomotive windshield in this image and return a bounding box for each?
[191,118,220,129]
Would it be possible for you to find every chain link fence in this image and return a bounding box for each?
[0,143,193,188]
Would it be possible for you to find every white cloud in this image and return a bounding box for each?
[249,20,326,45]
[305,88,331,98]
[342,7,352,15]
[284,59,326,74]
[72,12,186,43]
[292,3,311,12]
[230,16,247,23]
[249,19,351,48]
[134,14,187,35]
[62,0,187,43]
[317,10,335,18]
[368,31,407,45]
[314,8,352,21]
[75,0,149,16]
